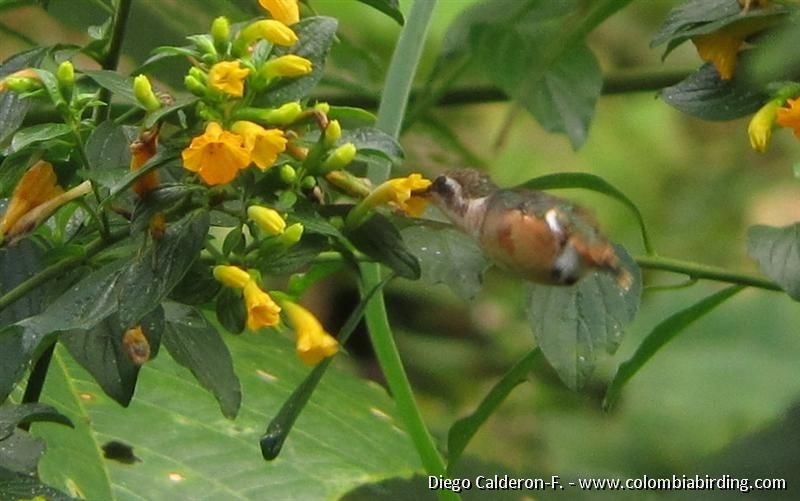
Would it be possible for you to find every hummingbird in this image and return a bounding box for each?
[424,168,632,288]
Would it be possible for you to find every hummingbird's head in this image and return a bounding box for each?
[426,169,497,236]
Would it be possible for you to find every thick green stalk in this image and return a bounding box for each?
[358,0,455,497]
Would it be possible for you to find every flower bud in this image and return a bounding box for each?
[247,205,286,235]
[320,143,357,173]
[325,170,372,198]
[133,75,162,112]
[263,101,303,125]
[324,119,341,148]
[184,75,207,97]
[2,76,41,93]
[279,222,304,246]
[193,34,217,57]
[211,16,230,48]
[213,265,252,289]
[233,20,298,56]
[301,176,317,190]
[188,66,207,83]
[56,61,74,98]
[260,55,312,80]
[748,99,781,153]
[280,164,297,183]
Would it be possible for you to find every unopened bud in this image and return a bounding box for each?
[280,164,297,183]
[324,120,341,148]
[260,55,312,80]
[56,61,74,98]
[314,102,330,114]
[748,99,781,153]
[233,20,298,56]
[279,222,304,246]
[193,35,217,57]
[247,205,286,235]
[211,16,230,48]
[133,75,162,112]
[320,143,357,173]
[301,176,317,190]
[184,75,207,97]
[213,265,252,289]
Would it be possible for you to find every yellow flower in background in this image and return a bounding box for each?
[259,0,300,25]
[231,121,287,170]
[260,55,313,80]
[213,265,253,289]
[747,99,781,152]
[182,122,250,185]
[0,161,64,236]
[282,301,338,365]
[247,205,286,235]
[208,61,250,97]
[243,280,282,330]
[776,97,800,138]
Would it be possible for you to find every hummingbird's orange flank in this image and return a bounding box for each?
[425,168,632,288]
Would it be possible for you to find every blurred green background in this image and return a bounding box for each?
[2,0,799,498]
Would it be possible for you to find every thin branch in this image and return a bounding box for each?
[635,255,782,292]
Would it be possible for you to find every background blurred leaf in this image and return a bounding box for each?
[526,245,641,390]
[401,225,486,300]
[604,285,743,411]
[163,302,241,419]
[33,333,421,500]
[747,223,800,300]
[355,0,404,26]
[661,62,767,121]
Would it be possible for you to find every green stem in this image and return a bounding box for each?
[96,0,134,122]
[359,0,455,498]
[70,124,111,239]
[0,230,125,312]
[635,255,781,292]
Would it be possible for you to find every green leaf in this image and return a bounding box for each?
[345,214,421,280]
[0,430,45,475]
[259,16,338,107]
[0,469,73,501]
[355,0,404,25]
[651,0,788,58]
[261,276,391,459]
[143,97,198,129]
[747,223,800,300]
[256,233,329,276]
[215,287,246,335]
[101,148,180,205]
[518,171,654,254]
[168,260,221,305]
[117,210,210,327]
[84,120,134,171]
[33,334,420,499]
[327,106,377,128]
[660,62,767,120]
[526,245,641,390]
[603,285,743,411]
[83,70,137,105]
[340,127,404,161]
[446,348,541,473]
[0,47,49,146]
[0,259,125,402]
[9,123,72,154]
[60,308,164,407]
[162,302,241,419]
[401,225,487,300]
[221,225,245,256]
[0,403,72,439]
[130,184,202,235]
[0,238,47,326]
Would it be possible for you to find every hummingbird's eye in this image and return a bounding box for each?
[431,176,456,199]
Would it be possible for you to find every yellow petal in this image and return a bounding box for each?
[243,280,281,330]
[181,122,251,185]
[0,161,64,236]
[259,0,300,25]
[282,301,338,365]
[231,121,287,170]
[213,265,252,289]
[776,97,800,139]
[208,61,250,97]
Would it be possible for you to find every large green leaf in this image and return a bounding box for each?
[340,127,404,162]
[660,62,767,121]
[33,333,421,500]
[526,245,642,390]
[9,123,72,154]
[747,223,800,300]
[162,302,241,419]
[345,214,420,280]
[0,238,47,327]
[0,403,72,438]
[117,210,209,327]
[84,70,138,105]
[259,16,338,107]
[603,285,743,411]
[401,225,487,300]
[85,120,135,171]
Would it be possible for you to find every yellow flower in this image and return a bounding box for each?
[230,121,287,170]
[776,97,800,139]
[748,99,781,152]
[130,128,160,197]
[0,161,63,236]
[403,195,430,217]
[213,265,252,289]
[247,205,286,235]
[260,55,313,80]
[234,20,298,55]
[259,0,300,25]
[243,280,281,330]
[282,301,338,365]
[208,61,250,97]
[691,17,776,80]
[182,122,251,185]
[366,173,432,212]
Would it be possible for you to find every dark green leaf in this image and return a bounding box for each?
[61,307,164,406]
[163,302,241,418]
[661,62,767,120]
[345,214,420,279]
[447,348,541,472]
[0,469,73,501]
[83,70,137,105]
[222,225,245,256]
[259,17,338,107]
[168,260,220,305]
[9,123,72,154]
[261,275,391,460]
[216,287,246,335]
[355,0,403,25]
[287,209,343,238]
[257,233,329,276]
[603,285,743,411]
[0,431,44,474]
[0,238,47,326]
[327,106,377,128]
[143,97,198,129]
[84,120,134,171]
[518,171,653,254]
[747,223,800,300]
[340,127,404,161]
[117,210,209,327]
[130,183,202,234]
[526,245,641,390]
[401,225,487,300]
[101,148,180,205]
[0,403,72,439]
